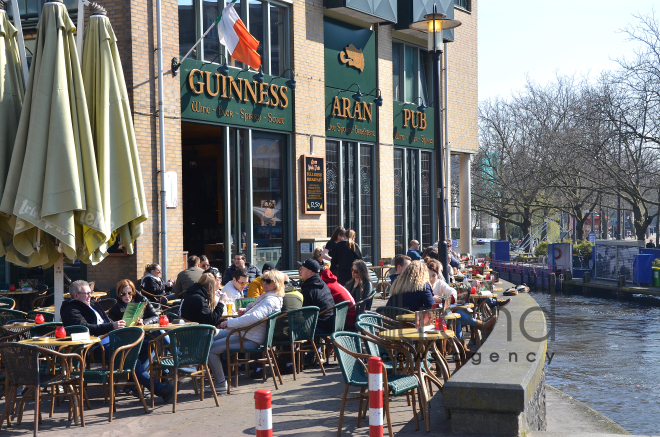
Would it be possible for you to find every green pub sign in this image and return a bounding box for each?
[324,18,378,141]
[180,59,293,132]
[393,102,435,149]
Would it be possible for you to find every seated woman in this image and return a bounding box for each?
[208,269,284,392]
[385,261,434,311]
[426,258,457,303]
[345,260,373,314]
[108,279,159,325]
[141,263,175,302]
[179,273,225,326]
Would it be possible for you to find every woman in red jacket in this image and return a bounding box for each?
[319,268,357,329]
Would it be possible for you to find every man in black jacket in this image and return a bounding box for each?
[222,253,261,285]
[298,259,335,333]
[60,281,175,403]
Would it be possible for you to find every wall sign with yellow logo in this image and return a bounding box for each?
[302,155,326,214]
[393,101,435,149]
[180,59,293,132]
[324,18,378,141]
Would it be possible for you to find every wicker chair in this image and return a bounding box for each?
[31,294,53,310]
[225,311,283,394]
[27,311,55,323]
[148,325,219,411]
[375,306,412,320]
[0,298,16,310]
[332,331,419,437]
[96,299,117,312]
[78,327,149,421]
[273,306,325,380]
[0,309,27,325]
[318,301,350,363]
[0,343,86,434]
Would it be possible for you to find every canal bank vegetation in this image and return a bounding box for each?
[472,11,660,244]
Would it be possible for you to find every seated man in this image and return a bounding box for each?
[298,259,335,334]
[60,280,174,403]
[221,268,249,303]
[222,253,262,286]
[407,240,422,261]
[172,255,205,298]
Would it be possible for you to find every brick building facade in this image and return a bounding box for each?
[5,0,477,292]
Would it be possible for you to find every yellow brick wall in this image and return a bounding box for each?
[291,0,327,259]
[448,2,478,153]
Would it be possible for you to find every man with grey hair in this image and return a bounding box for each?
[60,280,175,403]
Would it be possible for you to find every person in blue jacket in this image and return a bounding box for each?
[406,240,422,260]
[386,261,434,311]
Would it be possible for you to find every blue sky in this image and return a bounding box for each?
[478,0,658,102]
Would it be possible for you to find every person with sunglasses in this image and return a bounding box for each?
[247,263,275,297]
[108,279,160,326]
[140,263,175,301]
[220,268,249,304]
[209,270,284,392]
[172,255,205,298]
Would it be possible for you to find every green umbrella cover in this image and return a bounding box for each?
[82,11,147,257]
[0,7,24,259]
[0,1,107,267]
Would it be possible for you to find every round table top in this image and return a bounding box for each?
[378,327,455,341]
[141,322,198,331]
[20,336,100,347]
[35,307,55,313]
[451,303,474,310]
[395,312,460,322]
[3,322,37,330]
[470,294,498,299]
[0,289,41,295]
[63,292,107,299]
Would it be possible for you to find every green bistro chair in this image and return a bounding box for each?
[27,311,55,323]
[65,326,90,335]
[28,322,63,339]
[375,306,412,320]
[274,307,324,380]
[332,331,419,437]
[77,327,148,421]
[235,298,256,310]
[0,298,16,310]
[318,301,350,363]
[356,312,384,328]
[0,309,27,326]
[148,324,219,411]
[225,311,282,394]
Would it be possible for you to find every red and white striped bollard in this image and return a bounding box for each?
[255,389,272,437]
[368,356,384,437]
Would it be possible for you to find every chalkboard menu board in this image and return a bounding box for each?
[302,155,326,214]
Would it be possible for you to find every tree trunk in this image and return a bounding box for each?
[521,209,532,239]
[575,218,584,241]
[499,217,507,240]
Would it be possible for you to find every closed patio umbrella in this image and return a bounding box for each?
[0,0,107,268]
[81,2,147,257]
[0,2,23,260]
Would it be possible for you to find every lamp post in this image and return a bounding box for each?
[410,5,461,281]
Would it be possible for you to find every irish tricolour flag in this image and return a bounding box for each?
[218,3,261,70]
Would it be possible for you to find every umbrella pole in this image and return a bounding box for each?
[54,255,64,322]
[9,0,29,88]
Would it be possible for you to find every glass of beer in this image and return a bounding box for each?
[227,302,234,314]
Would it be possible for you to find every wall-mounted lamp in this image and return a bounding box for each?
[411,97,429,113]
[252,66,264,84]
[346,83,363,102]
[267,69,297,90]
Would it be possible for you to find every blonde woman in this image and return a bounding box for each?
[179,272,225,326]
[209,269,284,392]
[330,229,363,285]
[385,261,434,311]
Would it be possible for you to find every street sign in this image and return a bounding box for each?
[588,232,596,243]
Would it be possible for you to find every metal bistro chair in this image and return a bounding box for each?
[78,327,148,422]
[0,298,16,310]
[225,311,283,394]
[332,331,419,437]
[0,343,86,435]
[235,298,256,310]
[148,324,219,411]
[27,311,55,323]
[273,307,325,380]
[96,299,117,313]
[318,301,350,363]
[375,306,412,320]
[0,309,27,326]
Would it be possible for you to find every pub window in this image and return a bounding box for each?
[392,42,432,106]
[178,0,290,77]
[455,0,471,12]
[7,0,78,29]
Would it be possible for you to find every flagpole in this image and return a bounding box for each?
[171,0,239,76]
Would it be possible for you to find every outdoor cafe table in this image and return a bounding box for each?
[378,327,455,431]
[0,289,41,310]
[395,313,461,322]
[141,322,198,332]
[470,294,498,318]
[368,264,392,293]
[2,321,38,332]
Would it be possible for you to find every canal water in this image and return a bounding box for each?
[531,291,660,435]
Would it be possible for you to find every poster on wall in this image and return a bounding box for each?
[302,155,325,214]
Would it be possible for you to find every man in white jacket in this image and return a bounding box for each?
[207,270,284,393]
